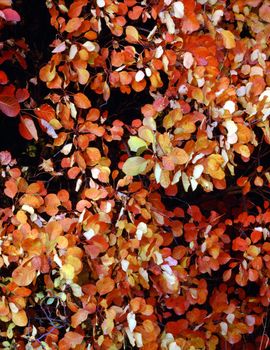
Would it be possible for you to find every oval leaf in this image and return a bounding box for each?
[122,156,148,176]
[0,95,20,117]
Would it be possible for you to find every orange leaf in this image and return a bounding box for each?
[65,17,83,33]
[71,309,89,328]
[74,92,91,109]
[86,147,101,166]
[12,309,28,327]
[232,237,249,252]
[59,331,84,350]
[4,179,17,199]
[12,266,36,286]
[96,276,115,295]
[259,4,270,23]
[39,63,56,82]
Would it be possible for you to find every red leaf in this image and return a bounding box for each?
[19,116,38,141]
[232,237,249,252]
[15,88,30,102]
[166,319,188,336]
[0,71,8,84]
[0,95,20,117]
[2,8,20,22]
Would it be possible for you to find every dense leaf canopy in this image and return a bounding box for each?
[0,0,270,349]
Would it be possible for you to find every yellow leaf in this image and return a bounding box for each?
[126,26,140,43]
[205,155,225,180]
[12,310,28,327]
[122,157,148,176]
[60,264,75,280]
[220,30,236,49]
[128,136,148,153]
[138,126,155,144]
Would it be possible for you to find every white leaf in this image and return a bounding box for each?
[139,267,149,282]
[227,133,237,144]
[182,172,190,192]
[83,41,96,52]
[84,228,95,240]
[21,204,34,215]
[54,253,63,267]
[52,41,66,53]
[61,143,73,155]
[178,84,188,94]
[134,332,143,348]
[9,302,19,314]
[211,9,223,26]
[236,86,246,97]
[121,259,129,272]
[69,44,78,60]
[136,222,147,240]
[259,88,270,102]
[190,177,198,191]
[125,328,135,347]
[245,315,255,326]
[154,163,162,183]
[224,120,238,135]
[169,342,182,350]
[220,322,228,336]
[147,25,157,41]
[193,164,204,179]
[78,208,86,224]
[127,312,137,332]
[223,100,235,114]
[155,46,164,58]
[172,1,184,19]
[41,119,58,139]
[135,70,145,82]
[154,251,163,265]
[70,102,77,119]
[183,52,194,69]
[97,0,105,7]
[145,67,152,77]
[115,65,126,72]
[75,177,82,192]
[165,12,175,34]
[250,49,259,62]
[171,169,181,185]
[70,283,83,297]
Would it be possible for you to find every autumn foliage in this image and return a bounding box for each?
[1,0,270,349]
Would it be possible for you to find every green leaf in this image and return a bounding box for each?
[46,297,55,305]
[122,156,148,176]
[128,136,148,154]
